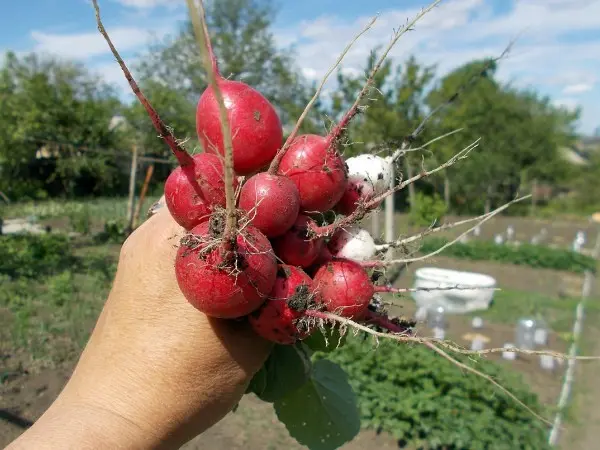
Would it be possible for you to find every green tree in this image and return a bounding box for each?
[121,79,197,182]
[426,59,579,213]
[136,0,318,135]
[566,150,600,212]
[0,52,124,199]
[332,54,437,208]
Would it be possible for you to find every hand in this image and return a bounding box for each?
[7,200,272,449]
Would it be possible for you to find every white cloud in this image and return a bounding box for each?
[301,67,318,80]
[112,0,182,8]
[563,83,594,94]
[91,59,140,93]
[553,97,580,111]
[273,0,600,133]
[30,28,153,59]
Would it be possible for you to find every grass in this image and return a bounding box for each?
[2,196,158,224]
[559,305,600,448]
[0,242,120,369]
[419,237,597,274]
[469,289,598,334]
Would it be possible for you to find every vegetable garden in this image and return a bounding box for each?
[2,0,600,449]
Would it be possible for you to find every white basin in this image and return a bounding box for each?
[412,267,497,314]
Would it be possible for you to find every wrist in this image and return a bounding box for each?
[7,398,168,450]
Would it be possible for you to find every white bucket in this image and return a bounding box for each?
[412,267,497,314]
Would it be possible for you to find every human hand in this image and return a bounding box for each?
[8,199,272,449]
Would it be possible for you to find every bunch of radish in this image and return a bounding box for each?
[164,33,405,345]
[92,2,550,442]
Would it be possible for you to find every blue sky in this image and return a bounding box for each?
[1,0,599,135]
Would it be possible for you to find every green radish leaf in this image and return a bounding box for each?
[303,326,347,353]
[274,359,360,450]
[247,343,311,402]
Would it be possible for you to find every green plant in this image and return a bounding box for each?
[321,335,549,450]
[420,237,597,273]
[95,219,128,243]
[67,204,92,235]
[409,192,448,227]
[0,233,75,278]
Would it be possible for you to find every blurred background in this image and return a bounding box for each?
[1,1,599,449]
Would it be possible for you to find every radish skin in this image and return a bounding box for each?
[238,173,300,237]
[313,258,374,319]
[249,265,315,344]
[175,222,277,318]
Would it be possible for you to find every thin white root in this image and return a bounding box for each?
[308,311,600,361]
[309,140,479,238]
[390,39,517,163]
[271,15,378,170]
[364,194,531,266]
[421,340,553,426]
[376,285,501,294]
[306,311,600,426]
[376,195,531,252]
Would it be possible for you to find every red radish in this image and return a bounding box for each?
[238,173,300,237]
[272,214,325,268]
[249,265,315,344]
[309,246,333,270]
[175,221,277,318]
[335,181,364,215]
[277,134,347,212]
[164,153,236,230]
[313,258,373,319]
[197,80,283,175]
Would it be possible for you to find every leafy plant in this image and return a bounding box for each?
[95,219,128,243]
[409,192,448,227]
[321,335,549,450]
[0,233,75,278]
[67,204,92,235]
[420,237,597,273]
[246,338,361,449]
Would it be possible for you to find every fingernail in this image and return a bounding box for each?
[147,195,166,218]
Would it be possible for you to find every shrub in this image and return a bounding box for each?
[323,336,549,450]
[94,219,128,244]
[409,192,448,227]
[0,233,75,278]
[420,237,597,273]
[67,204,92,235]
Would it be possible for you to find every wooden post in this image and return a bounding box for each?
[531,178,538,216]
[371,205,381,239]
[126,144,139,232]
[443,174,451,210]
[384,163,395,260]
[405,158,415,211]
[132,164,155,229]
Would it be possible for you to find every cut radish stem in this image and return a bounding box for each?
[249,265,316,344]
[272,214,325,268]
[328,225,380,261]
[313,258,374,319]
[277,134,347,212]
[165,153,236,230]
[335,154,393,215]
[197,80,283,175]
[238,173,300,237]
[175,221,277,318]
